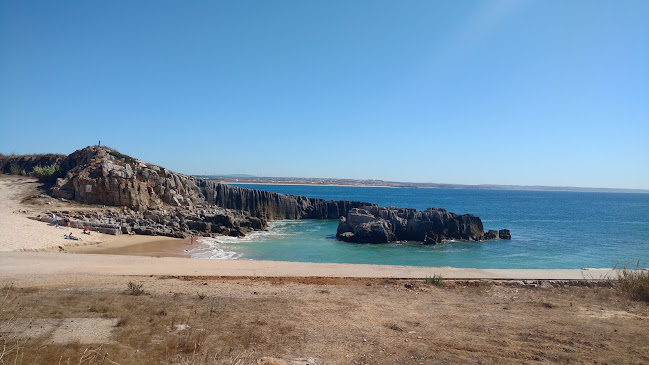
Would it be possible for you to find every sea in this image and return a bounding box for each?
[190,185,649,269]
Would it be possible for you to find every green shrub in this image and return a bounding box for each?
[617,261,649,303]
[424,274,445,287]
[108,149,135,164]
[32,163,62,182]
[9,163,25,176]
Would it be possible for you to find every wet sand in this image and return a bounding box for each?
[65,235,206,258]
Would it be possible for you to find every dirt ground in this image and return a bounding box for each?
[1,276,648,365]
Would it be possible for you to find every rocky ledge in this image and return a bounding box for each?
[337,206,511,244]
[34,205,266,238]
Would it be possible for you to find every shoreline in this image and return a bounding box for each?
[0,251,616,280]
[60,234,200,258]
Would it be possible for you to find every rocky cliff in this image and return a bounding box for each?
[4,146,509,243]
[46,146,371,220]
[337,206,511,244]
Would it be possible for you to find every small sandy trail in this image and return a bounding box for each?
[0,176,106,251]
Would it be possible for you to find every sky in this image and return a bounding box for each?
[1,1,648,189]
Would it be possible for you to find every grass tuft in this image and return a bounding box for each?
[108,149,135,164]
[9,163,25,176]
[617,261,649,303]
[126,281,145,296]
[424,274,445,287]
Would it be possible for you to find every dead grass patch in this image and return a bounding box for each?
[125,281,145,296]
[0,278,647,364]
[617,262,649,303]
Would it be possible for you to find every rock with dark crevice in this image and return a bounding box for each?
[336,206,510,244]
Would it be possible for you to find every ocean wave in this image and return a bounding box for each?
[189,242,242,260]
[189,220,304,259]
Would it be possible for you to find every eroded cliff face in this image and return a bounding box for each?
[199,182,370,220]
[50,146,371,220]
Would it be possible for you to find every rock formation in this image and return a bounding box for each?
[3,146,510,243]
[34,205,265,238]
[336,206,511,244]
[47,146,372,220]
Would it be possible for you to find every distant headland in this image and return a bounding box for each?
[200,175,649,194]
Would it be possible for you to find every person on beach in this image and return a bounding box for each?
[190,234,194,245]
[64,216,70,227]
[83,227,90,235]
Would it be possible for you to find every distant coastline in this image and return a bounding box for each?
[197,175,649,194]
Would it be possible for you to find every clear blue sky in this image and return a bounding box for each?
[1,1,647,189]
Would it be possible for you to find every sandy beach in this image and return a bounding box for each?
[0,176,108,251]
[0,175,200,256]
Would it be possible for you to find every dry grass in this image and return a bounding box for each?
[617,261,649,303]
[0,277,648,364]
[125,281,145,296]
[424,274,445,287]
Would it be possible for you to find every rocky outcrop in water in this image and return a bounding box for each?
[336,206,510,244]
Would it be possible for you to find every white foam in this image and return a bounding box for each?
[189,238,242,260]
[188,220,303,260]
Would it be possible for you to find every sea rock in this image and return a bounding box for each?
[337,206,508,243]
[485,230,499,240]
[336,210,396,243]
[499,229,512,240]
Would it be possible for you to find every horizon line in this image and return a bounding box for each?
[196,175,649,194]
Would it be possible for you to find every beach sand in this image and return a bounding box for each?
[0,175,106,251]
[62,235,200,257]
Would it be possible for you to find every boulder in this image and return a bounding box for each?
[485,230,499,240]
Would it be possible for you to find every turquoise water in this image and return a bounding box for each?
[191,185,649,269]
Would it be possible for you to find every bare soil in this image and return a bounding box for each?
[1,276,648,364]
